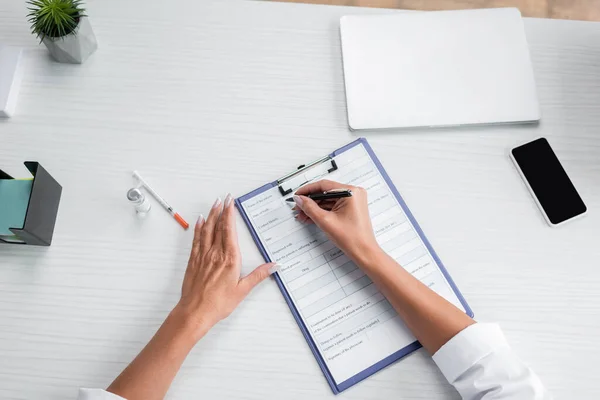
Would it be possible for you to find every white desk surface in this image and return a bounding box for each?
[1,0,599,398]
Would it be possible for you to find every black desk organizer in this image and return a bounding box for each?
[0,162,62,246]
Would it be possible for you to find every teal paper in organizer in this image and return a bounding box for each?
[0,179,33,235]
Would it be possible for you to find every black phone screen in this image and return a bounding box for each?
[512,138,586,225]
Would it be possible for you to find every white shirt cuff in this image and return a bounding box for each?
[432,322,510,383]
[78,388,126,400]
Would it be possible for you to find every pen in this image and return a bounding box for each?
[132,171,190,230]
[286,189,353,202]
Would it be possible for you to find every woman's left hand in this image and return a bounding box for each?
[106,194,276,399]
[175,194,277,340]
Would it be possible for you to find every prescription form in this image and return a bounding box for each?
[240,142,468,385]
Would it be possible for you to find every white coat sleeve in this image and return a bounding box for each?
[432,323,551,400]
[77,388,126,400]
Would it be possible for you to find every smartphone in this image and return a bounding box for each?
[510,137,587,226]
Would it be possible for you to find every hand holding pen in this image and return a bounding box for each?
[291,180,378,262]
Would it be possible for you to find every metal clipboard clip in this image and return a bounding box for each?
[277,155,338,196]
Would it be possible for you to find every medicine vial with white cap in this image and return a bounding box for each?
[127,188,151,217]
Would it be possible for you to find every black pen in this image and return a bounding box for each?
[286,189,353,202]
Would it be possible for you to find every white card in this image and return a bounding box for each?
[0,45,23,118]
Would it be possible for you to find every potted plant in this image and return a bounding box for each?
[27,0,97,64]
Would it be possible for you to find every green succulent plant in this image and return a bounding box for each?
[27,0,86,41]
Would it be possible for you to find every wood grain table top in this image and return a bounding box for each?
[1,0,600,398]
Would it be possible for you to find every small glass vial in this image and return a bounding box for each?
[127,188,151,217]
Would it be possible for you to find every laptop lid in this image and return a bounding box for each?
[340,8,540,131]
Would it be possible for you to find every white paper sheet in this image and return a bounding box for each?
[241,143,465,384]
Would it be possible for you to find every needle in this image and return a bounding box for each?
[132,171,189,230]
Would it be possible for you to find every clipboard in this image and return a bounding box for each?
[235,138,473,394]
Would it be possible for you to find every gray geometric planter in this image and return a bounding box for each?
[42,17,98,64]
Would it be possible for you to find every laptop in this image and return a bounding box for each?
[340,8,540,131]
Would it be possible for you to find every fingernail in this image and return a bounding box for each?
[293,195,303,208]
[197,214,205,225]
[224,193,233,207]
[268,263,280,275]
[212,197,221,208]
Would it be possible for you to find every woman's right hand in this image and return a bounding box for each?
[293,180,382,264]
